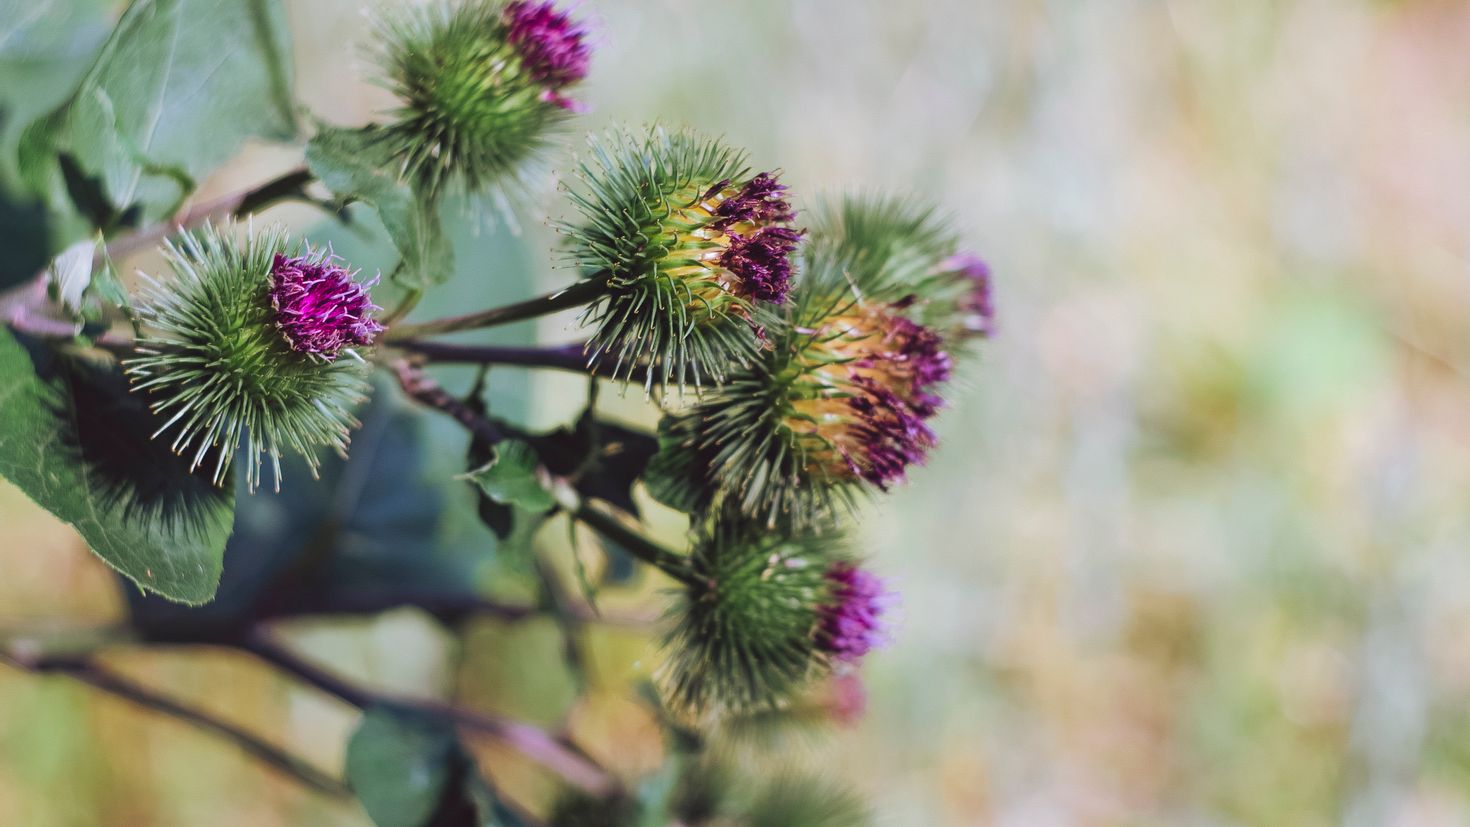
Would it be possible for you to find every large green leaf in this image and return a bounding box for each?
[19,0,297,228]
[306,126,454,290]
[0,330,234,604]
[347,706,527,827]
[125,383,501,638]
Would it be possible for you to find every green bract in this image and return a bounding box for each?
[377,0,585,196]
[564,128,801,390]
[125,224,372,493]
[658,527,836,723]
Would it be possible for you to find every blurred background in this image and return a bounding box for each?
[5,0,1470,824]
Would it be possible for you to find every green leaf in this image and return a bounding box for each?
[463,440,555,514]
[306,126,454,290]
[347,708,460,827]
[0,329,234,604]
[126,382,501,638]
[19,0,297,227]
[347,706,524,827]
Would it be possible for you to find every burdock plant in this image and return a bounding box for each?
[0,1,993,824]
[378,0,591,194]
[647,206,965,527]
[564,127,803,388]
[659,526,891,723]
[125,225,380,492]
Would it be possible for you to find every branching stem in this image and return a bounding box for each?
[384,272,612,341]
[242,631,617,797]
[0,650,350,798]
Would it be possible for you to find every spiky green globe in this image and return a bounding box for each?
[124,225,374,492]
[564,128,803,390]
[378,0,589,195]
[658,528,836,724]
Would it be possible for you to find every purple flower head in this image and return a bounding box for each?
[942,252,995,339]
[818,561,892,663]
[719,226,802,304]
[714,172,796,229]
[504,1,591,89]
[881,312,952,414]
[269,251,383,360]
[843,375,936,488]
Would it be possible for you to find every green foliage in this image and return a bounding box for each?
[306,125,455,290]
[376,0,575,196]
[19,0,297,229]
[125,383,505,638]
[464,439,556,513]
[565,128,773,389]
[0,329,234,604]
[124,223,372,492]
[347,706,524,827]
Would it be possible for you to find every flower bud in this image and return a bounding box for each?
[125,225,379,492]
[566,128,803,389]
[659,528,834,723]
[379,0,591,194]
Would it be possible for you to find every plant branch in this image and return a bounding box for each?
[0,650,350,799]
[390,359,694,586]
[572,503,698,587]
[241,630,618,797]
[384,272,611,341]
[391,339,652,385]
[106,167,315,261]
[390,359,506,446]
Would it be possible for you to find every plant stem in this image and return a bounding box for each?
[385,272,611,341]
[106,166,315,261]
[0,651,350,799]
[242,631,617,797]
[379,287,423,330]
[391,339,654,385]
[390,358,695,586]
[572,504,698,587]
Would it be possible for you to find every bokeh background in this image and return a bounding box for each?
[5,0,1470,824]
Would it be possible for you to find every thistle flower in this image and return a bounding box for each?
[269,251,383,358]
[646,256,953,527]
[378,0,591,194]
[566,128,803,389]
[125,225,378,492]
[816,561,890,663]
[658,528,834,722]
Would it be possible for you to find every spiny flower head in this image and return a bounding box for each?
[269,250,383,359]
[659,528,839,724]
[646,276,953,527]
[817,561,891,663]
[807,194,996,347]
[566,128,803,390]
[125,224,375,493]
[378,0,591,194]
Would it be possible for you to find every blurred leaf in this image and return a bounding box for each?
[46,236,94,314]
[306,125,454,290]
[347,706,523,827]
[0,330,235,604]
[642,418,703,516]
[18,0,296,228]
[126,382,500,638]
[464,440,555,514]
